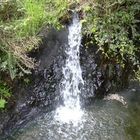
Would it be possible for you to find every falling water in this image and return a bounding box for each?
[55,13,84,124]
[6,14,140,140]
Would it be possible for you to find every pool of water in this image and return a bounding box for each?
[7,83,140,140]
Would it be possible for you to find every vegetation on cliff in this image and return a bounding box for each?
[80,0,140,90]
[0,0,140,108]
[81,0,140,74]
[0,0,70,108]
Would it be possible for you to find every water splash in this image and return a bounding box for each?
[55,14,84,124]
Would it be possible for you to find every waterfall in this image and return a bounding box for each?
[55,14,84,124]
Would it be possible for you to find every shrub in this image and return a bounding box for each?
[80,0,140,79]
[0,0,71,79]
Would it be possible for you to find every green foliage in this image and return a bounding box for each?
[0,82,11,109]
[81,0,140,69]
[45,0,72,29]
[0,0,70,80]
[14,0,47,37]
[0,99,7,109]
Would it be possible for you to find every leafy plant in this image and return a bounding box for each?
[0,82,11,109]
[0,99,7,109]
[80,0,140,75]
[0,0,72,80]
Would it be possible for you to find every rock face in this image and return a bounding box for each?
[0,28,68,139]
[80,35,130,105]
[0,28,129,139]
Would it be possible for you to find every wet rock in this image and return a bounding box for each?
[0,28,68,139]
[80,34,131,106]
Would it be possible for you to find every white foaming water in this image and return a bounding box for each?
[55,14,84,125]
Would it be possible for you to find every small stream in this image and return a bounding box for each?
[5,14,140,140]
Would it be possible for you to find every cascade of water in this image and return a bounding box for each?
[55,13,84,124]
